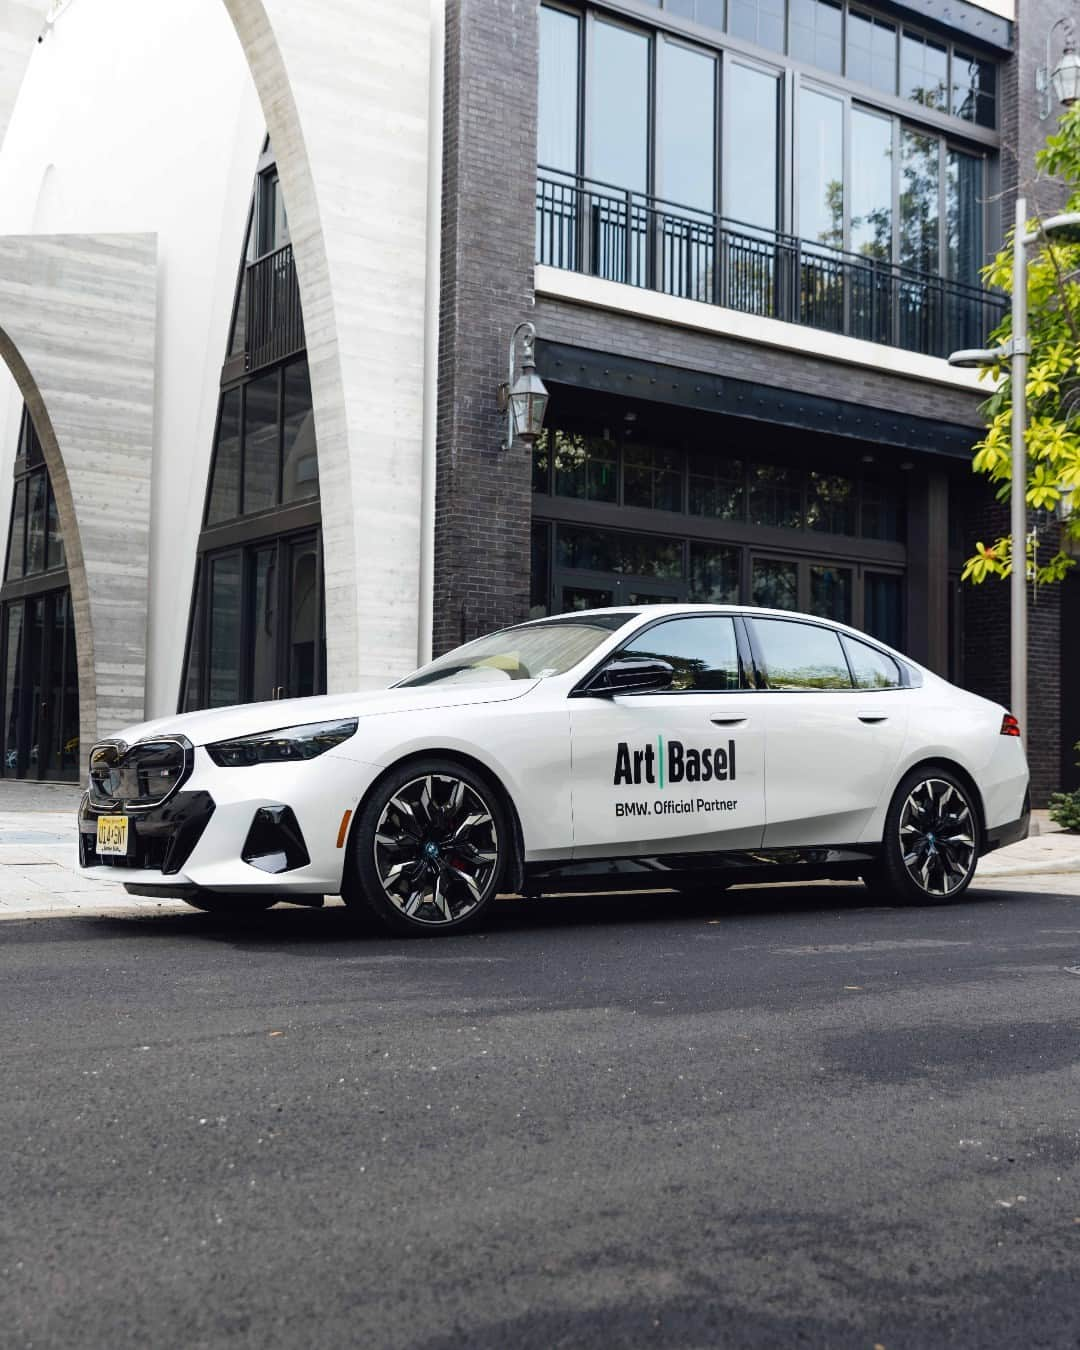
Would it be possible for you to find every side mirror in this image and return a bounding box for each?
[589,656,674,697]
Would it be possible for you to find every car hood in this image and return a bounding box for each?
[101,680,542,750]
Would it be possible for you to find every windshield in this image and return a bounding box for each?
[397,614,634,688]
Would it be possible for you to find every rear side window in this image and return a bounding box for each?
[842,635,902,689]
[620,616,742,691]
[752,618,852,690]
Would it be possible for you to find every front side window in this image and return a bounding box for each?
[620,615,742,691]
[753,617,852,688]
[399,616,632,688]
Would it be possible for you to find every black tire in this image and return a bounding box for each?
[877,766,981,905]
[184,892,277,916]
[345,757,511,937]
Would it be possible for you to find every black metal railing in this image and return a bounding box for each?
[536,168,1005,360]
[245,243,305,372]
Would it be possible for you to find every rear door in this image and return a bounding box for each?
[569,614,765,859]
[746,616,910,847]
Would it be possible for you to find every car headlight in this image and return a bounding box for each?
[205,719,358,768]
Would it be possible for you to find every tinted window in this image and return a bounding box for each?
[621,616,741,692]
[842,635,902,689]
[753,618,852,690]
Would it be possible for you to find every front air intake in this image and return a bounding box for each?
[241,806,311,874]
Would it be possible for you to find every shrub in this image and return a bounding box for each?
[1048,789,1080,832]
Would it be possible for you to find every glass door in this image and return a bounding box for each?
[0,588,79,781]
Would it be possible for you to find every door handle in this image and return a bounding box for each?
[710,716,747,726]
[858,714,888,724]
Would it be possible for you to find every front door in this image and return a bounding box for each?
[569,613,765,859]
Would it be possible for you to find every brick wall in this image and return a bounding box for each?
[434,0,538,656]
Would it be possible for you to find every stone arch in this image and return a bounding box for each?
[220,0,435,688]
[0,233,156,767]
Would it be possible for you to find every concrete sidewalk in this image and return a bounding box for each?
[0,780,1077,919]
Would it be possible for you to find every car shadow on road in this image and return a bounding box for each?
[55,877,1043,953]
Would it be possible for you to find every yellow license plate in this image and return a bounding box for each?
[96,815,130,856]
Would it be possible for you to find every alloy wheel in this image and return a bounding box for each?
[898,777,976,897]
[372,773,500,926]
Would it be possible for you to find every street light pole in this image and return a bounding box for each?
[1011,196,1030,741]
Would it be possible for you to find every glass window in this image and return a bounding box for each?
[624,444,684,512]
[798,88,844,249]
[901,31,948,112]
[243,372,280,515]
[25,470,47,575]
[530,522,550,618]
[724,62,779,230]
[206,390,241,526]
[287,538,319,699]
[399,615,632,687]
[208,554,242,708]
[590,20,650,193]
[806,472,855,534]
[5,478,26,581]
[753,617,852,689]
[557,525,683,579]
[282,360,318,503]
[250,546,278,704]
[533,432,552,494]
[666,0,725,24]
[842,634,901,688]
[689,542,740,603]
[864,572,904,648]
[538,6,580,173]
[809,563,852,623]
[752,558,797,609]
[789,0,842,75]
[659,40,716,212]
[846,10,896,93]
[45,481,64,571]
[727,0,784,53]
[257,170,289,255]
[749,464,801,527]
[947,149,983,286]
[2,602,24,770]
[553,430,617,502]
[181,562,204,712]
[900,129,940,273]
[951,50,995,128]
[850,109,893,261]
[689,453,744,518]
[861,474,904,541]
[621,615,741,691]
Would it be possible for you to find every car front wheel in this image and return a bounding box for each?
[877,767,980,904]
[347,758,509,936]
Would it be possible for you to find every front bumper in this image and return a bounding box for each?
[77,746,380,894]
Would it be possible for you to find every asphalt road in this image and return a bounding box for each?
[1,881,1079,1350]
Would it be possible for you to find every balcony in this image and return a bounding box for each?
[244,243,305,372]
[536,169,1005,362]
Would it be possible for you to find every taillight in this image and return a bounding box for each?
[1000,713,1021,738]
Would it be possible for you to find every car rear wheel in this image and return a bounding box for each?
[877,767,980,904]
[347,758,509,936]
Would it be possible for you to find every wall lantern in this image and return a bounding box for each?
[498,321,549,449]
[1038,16,1080,119]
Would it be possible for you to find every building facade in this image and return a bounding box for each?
[0,0,1077,802]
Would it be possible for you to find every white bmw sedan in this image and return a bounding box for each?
[78,605,1029,935]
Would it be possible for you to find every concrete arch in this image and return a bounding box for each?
[221,0,436,689]
[0,233,156,765]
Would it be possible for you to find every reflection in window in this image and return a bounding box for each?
[798,88,844,249]
[206,390,241,526]
[25,472,47,575]
[557,525,683,579]
[789,0,842,75]
[850,110,893,261]
[864,572,904,648]
[752,558,798,610]
[901,31,948,111]
[809,563,853,623]
[900,129,940,273]
[749,464,801,528]
[659,40,715,212]
[208,554,242,708]
[754,618,852,688]
[688,454,744,519]
[552,430,617,502]
[689,543,740,603]
[952,51,995,128]
[846,10,897,93]
[244,372,280,515]
[624,445,683,512]
[538,6,580,173]
[590,20,650,193]
[806,474,855,535]
[282,360,319,503]
[5,480,26,581]
[622,616,741,691]
[843,634,901,687]
[530,522,550,618]
[947,149,984,286]
[727,0,784,52]
[724,62,779,231]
